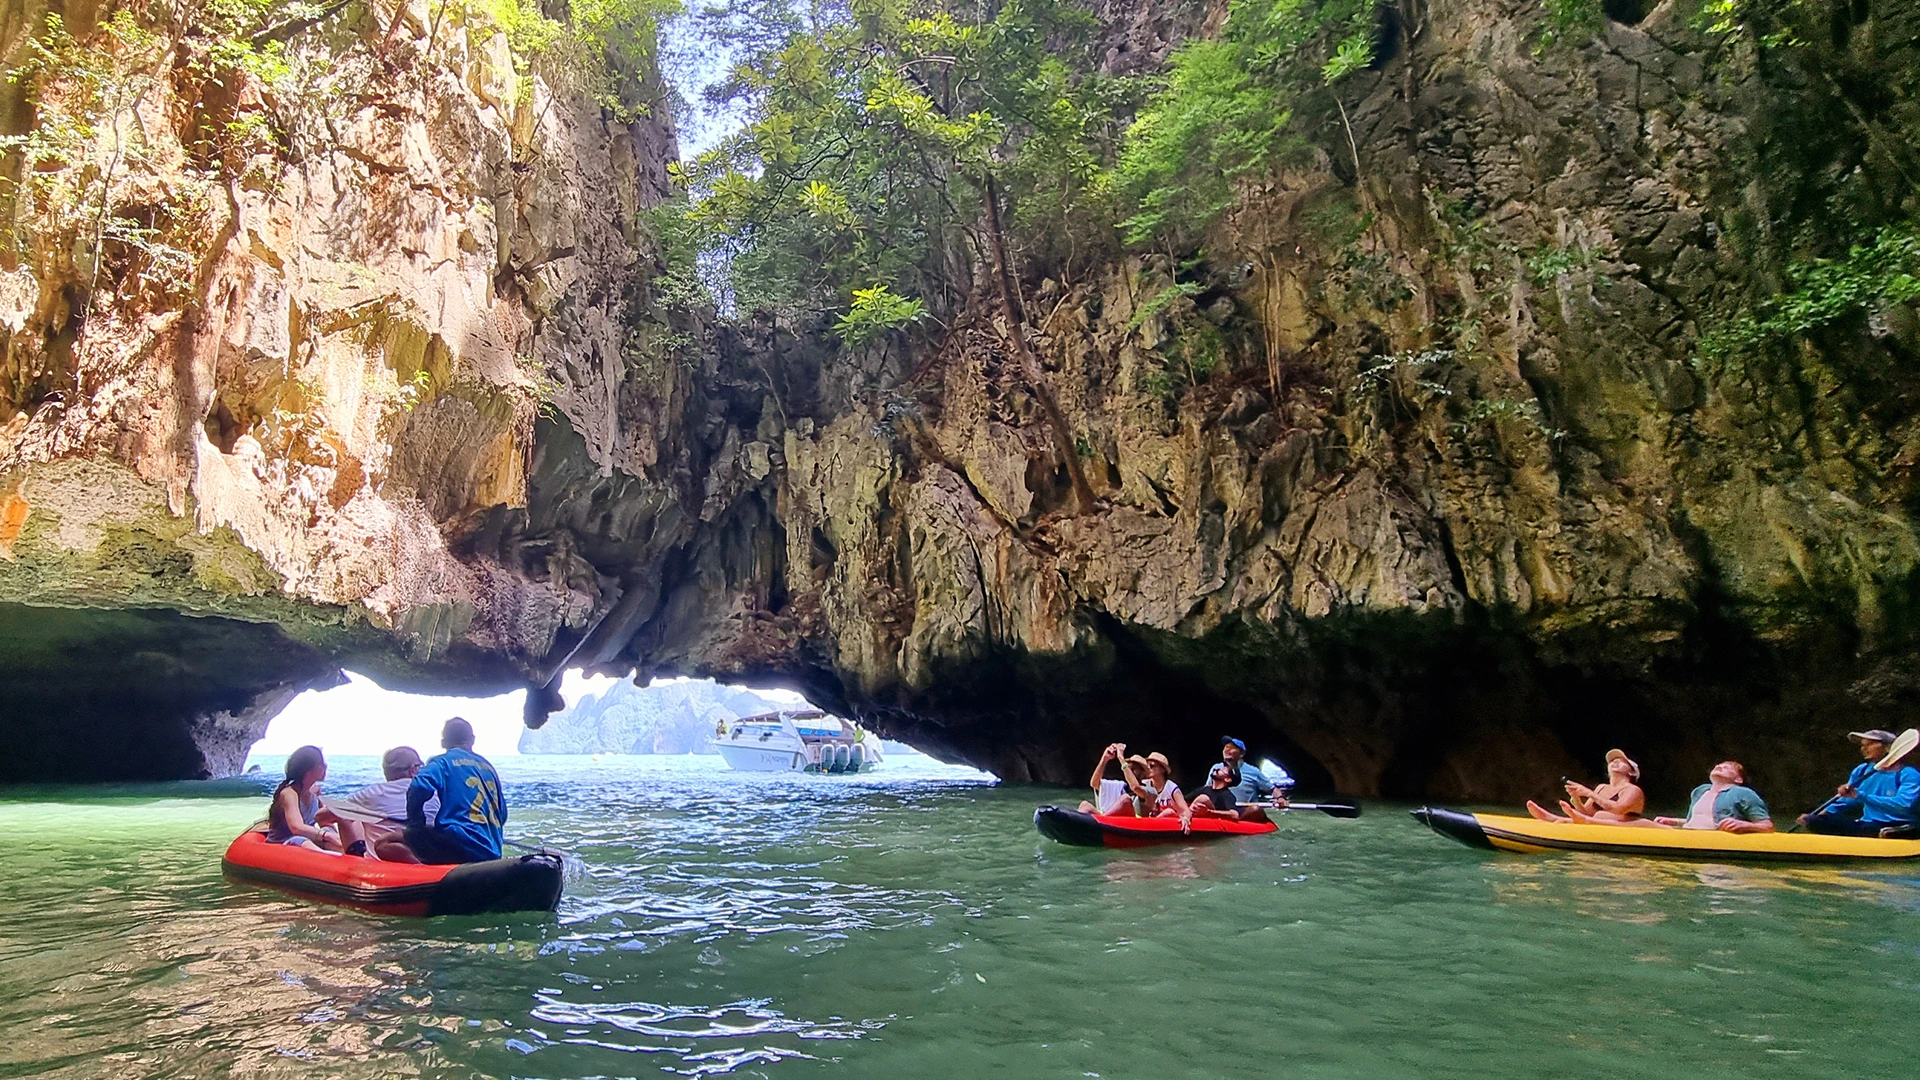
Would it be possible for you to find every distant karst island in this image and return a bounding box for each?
[520,680,805,756]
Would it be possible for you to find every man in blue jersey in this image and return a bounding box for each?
[405,717,506,864]
[1798,729,1920,838]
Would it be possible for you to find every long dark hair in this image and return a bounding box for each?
[270,745,325,830]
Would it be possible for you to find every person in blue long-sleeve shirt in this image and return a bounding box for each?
[405,717,505,863]
[1798,729,1920,838]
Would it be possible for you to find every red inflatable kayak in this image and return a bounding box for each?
[221,831,564,916]
[1034,805,1278,847]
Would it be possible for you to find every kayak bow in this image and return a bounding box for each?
[1412,806,1920,863]
[1034,805,1277,847]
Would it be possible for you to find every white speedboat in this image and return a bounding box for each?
[714,710,884,773]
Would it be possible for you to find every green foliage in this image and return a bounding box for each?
[1525,241,1600,285]
[1137,362,1174,397]
[0,11,190,295]
[683,0,1118,327]
[198,0,297,86]
[1536,0,1603,50]
[1173,323,1225,381]
[1693,0,1809,47]
[483,0,681,118]
[1703,224,1920,359]
[396,368,436,412]
[835,285,926,345]
[1111,0,1376,249]
[640,195,713,312]
[1455,395,1567,446]
[1126,279,1205,333]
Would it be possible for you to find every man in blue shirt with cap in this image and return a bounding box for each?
[1215,736,1289,822]
[1797,728,1920,837]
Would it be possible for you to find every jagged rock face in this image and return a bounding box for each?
[6,0,1919,809]
[603,0,1920,807]
[0,2,687,775]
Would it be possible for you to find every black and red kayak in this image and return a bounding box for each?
[1034,805,1278,847]
[222,831,564,916]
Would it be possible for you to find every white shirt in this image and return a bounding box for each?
[1150,780,1181,808]
[1095,779,1132,815]
[1684,785,1722,830]
[323,778,438,823]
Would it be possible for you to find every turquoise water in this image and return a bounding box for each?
[3,754,1917,1078]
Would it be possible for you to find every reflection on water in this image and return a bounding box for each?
[1486,847,1920,927]
[4,761,1920,1078]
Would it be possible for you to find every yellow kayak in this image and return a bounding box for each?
[1413,806,1920,863]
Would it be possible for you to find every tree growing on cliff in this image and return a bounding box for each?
[1110,0,1378,251]
[682,0,1127,514]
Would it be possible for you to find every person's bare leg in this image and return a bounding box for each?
[338,821,367,854]
[1527,800,1569,823]
[1078,800,1098,813]
[1239,806,1270,824]
[373,838,421,863]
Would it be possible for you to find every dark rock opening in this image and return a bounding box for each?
[0,604,344,782]
[1601,0,1648,25]
[1371,2,1401,68]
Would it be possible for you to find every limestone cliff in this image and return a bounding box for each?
[618,0,1920,806]
[6,0,1919,809]
[0,0,679,777]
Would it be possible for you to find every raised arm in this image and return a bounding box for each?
[1088,745,1117,793]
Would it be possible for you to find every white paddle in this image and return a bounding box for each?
[1877,728,1919,770]
[1794,728,1920,831]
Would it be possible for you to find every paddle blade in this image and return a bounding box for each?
[1879,728,1920,770]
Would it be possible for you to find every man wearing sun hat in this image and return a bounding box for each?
[1797,728,1920,837]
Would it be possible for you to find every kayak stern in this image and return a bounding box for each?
[1411,806,1497,850]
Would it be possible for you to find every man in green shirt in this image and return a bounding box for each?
[1651,761,1773,833]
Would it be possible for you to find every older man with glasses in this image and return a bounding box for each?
[317,746,435,862]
